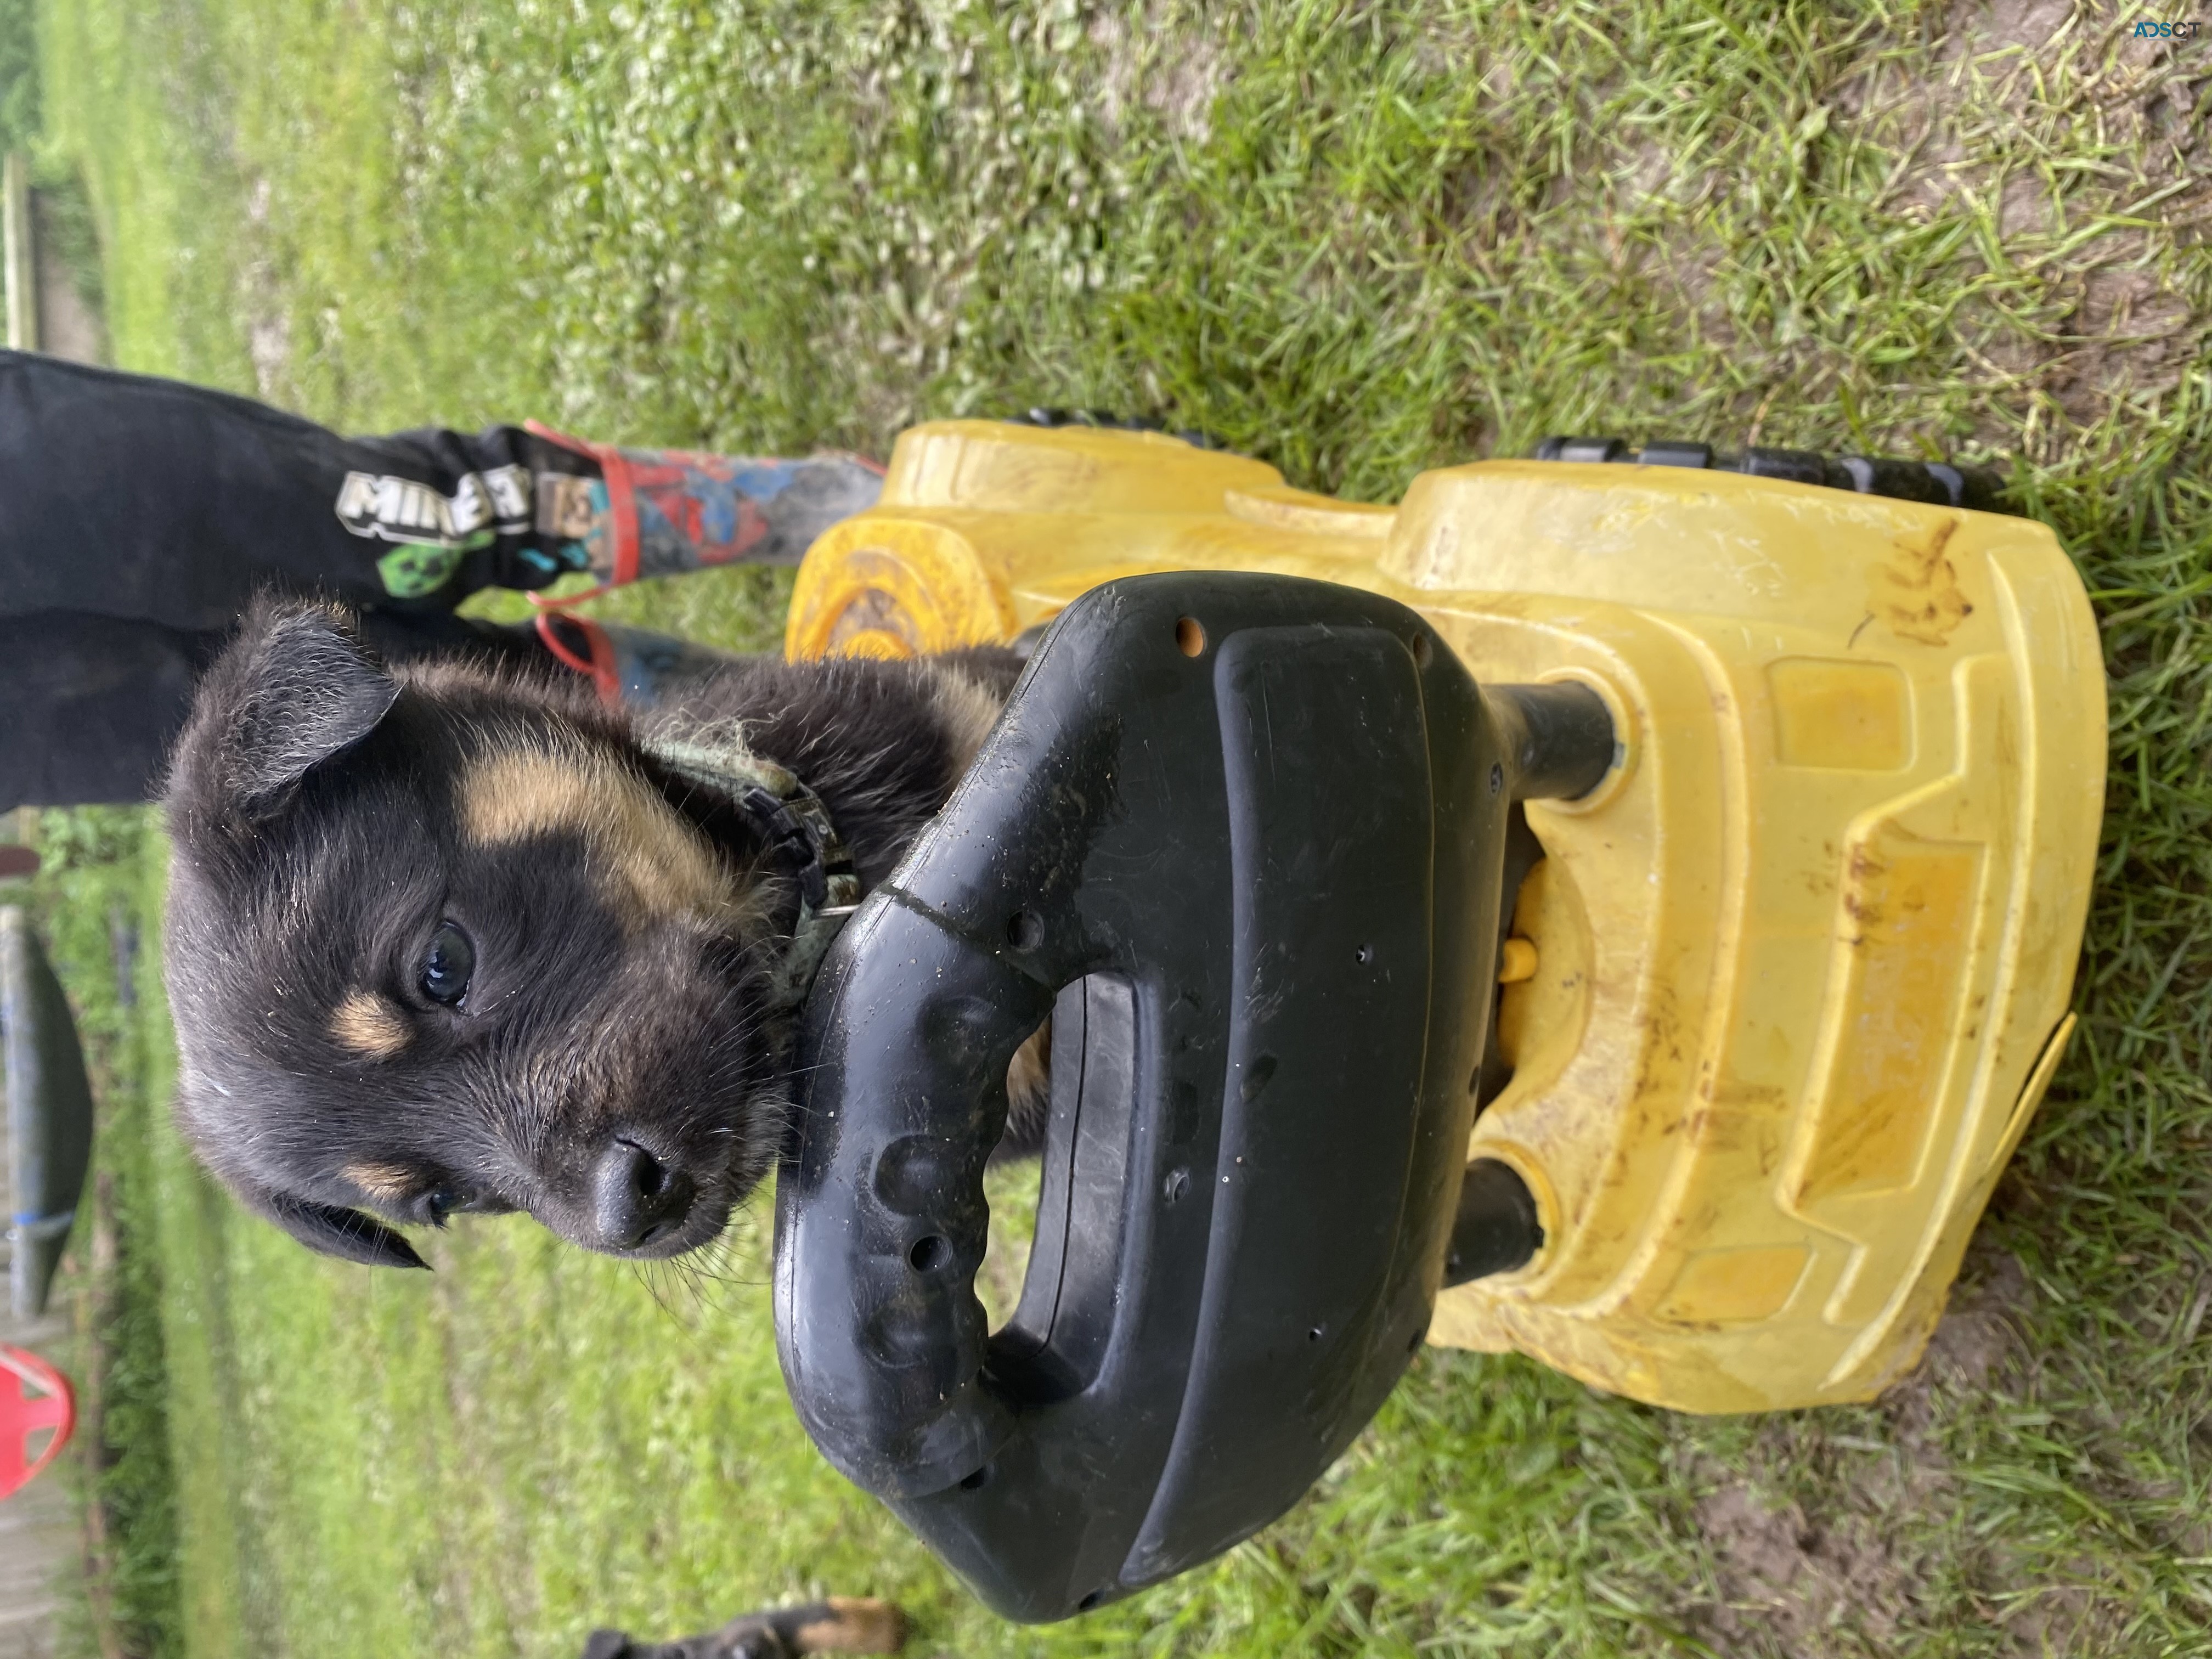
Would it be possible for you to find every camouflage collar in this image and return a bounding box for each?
[643,732,861,1009]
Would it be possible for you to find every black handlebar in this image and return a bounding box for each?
[774,573,1608,1620]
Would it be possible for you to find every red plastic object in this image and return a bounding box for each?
[0,1345,75,1499]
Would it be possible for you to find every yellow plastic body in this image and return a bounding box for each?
[785,421,2106,1412]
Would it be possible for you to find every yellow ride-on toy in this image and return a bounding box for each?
[770,419,2103,1620]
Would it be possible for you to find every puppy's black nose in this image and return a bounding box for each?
[590,1138,695,1251]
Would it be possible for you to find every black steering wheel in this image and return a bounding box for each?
[774,571,1606,1621]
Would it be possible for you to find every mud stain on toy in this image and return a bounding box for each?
[1867,516,1973,646]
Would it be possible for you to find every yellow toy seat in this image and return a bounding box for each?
[785,420,2104,1412]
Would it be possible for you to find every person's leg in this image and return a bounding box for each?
[0,612,224,808]
[527,428,883,587]
[0,351,882,627]
[0,352,566,625]
[0,353,884,806]
[0,609,546,811]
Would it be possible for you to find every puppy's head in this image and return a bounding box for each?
[163,600,787,1269]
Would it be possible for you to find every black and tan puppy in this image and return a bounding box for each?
[162,598,1036,1269]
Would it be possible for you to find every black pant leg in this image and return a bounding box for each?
[0,354,607,808]
[0,611,220,807]
[0,609,551,811]
[0,351,593,630]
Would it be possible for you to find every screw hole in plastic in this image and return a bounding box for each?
[1161,1166,1190,1205]
[1355,944,1374,966]
[1175,616,1206,657]
[908,1234,951,1272]
[1307,1324,1326,1343]
[1007,910,1045,951]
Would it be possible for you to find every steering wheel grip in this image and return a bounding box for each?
[773,571,1534,1621]
[775,889,1052,1497]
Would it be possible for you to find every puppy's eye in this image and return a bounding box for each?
[425,1189,461,1226]
[420,922,475,1006]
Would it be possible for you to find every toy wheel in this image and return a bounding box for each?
[1533,435,2011,515]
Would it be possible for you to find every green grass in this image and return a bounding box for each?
[20,810,187,1659]
[21,0,2212,1654]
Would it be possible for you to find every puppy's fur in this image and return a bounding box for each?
[163,599,1033,1269]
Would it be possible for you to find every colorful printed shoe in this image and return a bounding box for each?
[528,425,885,587]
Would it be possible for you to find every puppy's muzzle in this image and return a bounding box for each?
[589,1136,698,1252]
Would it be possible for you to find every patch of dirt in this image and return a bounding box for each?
[2056,258,2197,425]
[2000,1583,2130,1657]
[238,176,294,403]
[1425,0,2208,457]
[1883,1240,2033,1449]
[1692,1481,1925,1651]
[1920,1245,2030,1387]
[1942,4,2206,439]
[1088,5,1224,145]
[1996,170,2050,238]
[1776,3,2208,452]
[31,196,106,365]
[245,308,291,401]
[1679,1248,2049,1655]
[1950,0,2077,53]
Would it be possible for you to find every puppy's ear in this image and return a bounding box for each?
[170,1080,430,1270]
[179,599,400,821]
[256,1190,430,1271]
